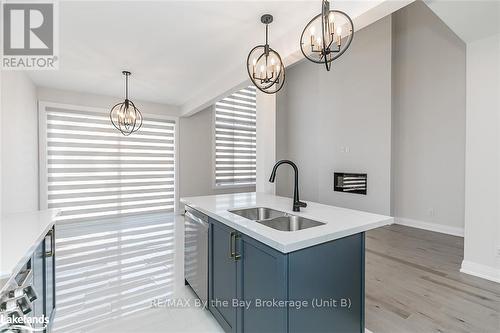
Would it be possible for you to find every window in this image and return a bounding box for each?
[214,86,256,187]
[39,102,177,223]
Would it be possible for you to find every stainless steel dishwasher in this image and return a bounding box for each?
[184,206,209,305]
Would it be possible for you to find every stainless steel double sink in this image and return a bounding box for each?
[228,207,325,232]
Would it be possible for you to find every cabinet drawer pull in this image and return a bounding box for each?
[229,231,236,259]
[45,229,54,257]
[234,234,241,261]
[229,231,242,261]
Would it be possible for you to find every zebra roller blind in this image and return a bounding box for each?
[42,104,176,223]
[214,86,256,187]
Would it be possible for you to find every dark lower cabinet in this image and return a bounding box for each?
[30,226,56,332]
[237,234,287,333]
[206,215,365,333]
[209,220,288,333]
[288,232,364,333]
[44,227,56,327]
[32,242,45,320]
[209,220,238,333]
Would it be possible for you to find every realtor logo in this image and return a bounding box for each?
[1,2,58,69]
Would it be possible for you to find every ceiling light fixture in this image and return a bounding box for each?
[300,0,354,71]
[110,71,143,136]
[246,14,285,94]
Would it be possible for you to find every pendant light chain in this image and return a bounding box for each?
[125,73,128,100]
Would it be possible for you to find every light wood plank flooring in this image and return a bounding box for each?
[365,224,500,333]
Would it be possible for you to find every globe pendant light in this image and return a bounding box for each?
[246,14,285,94]
[110,71,143,136]
[300,0,354,71]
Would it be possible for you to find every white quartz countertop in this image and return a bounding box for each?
[181,192,393,253]
[0,210,59,285]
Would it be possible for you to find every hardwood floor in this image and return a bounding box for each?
[365,224,500,333]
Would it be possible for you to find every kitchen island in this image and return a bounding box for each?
[181,192,393,333]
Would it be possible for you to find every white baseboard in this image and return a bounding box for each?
[460,260,500,283]
[395,217,464,237]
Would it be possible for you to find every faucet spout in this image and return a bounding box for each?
[269,160,307,212]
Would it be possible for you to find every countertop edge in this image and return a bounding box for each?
[181,195,394,253]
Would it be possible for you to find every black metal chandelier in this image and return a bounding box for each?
[300,0,354,71]
[246,14,285,94]
[110,71,143,136]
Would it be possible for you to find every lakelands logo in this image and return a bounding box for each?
[4,314,49,331]
[1,1,58,69]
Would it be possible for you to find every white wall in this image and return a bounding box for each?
[276,16,393,215]
[1,72,39,214]
[179,106,255,198]
[256,92,276,194]
[37,87,181,117]
[0,70,2,221]
[391,1,466,236]
[462,33,500,282]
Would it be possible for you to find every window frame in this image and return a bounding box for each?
[38,101,180,216]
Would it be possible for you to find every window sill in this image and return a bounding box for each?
[213,184,256,191]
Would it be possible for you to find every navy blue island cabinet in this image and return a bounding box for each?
[207,216,365,333]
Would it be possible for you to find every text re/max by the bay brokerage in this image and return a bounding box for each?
[152,297,352,310]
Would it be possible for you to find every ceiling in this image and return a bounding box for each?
[425,0,500,43]
[27,1,398,114]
